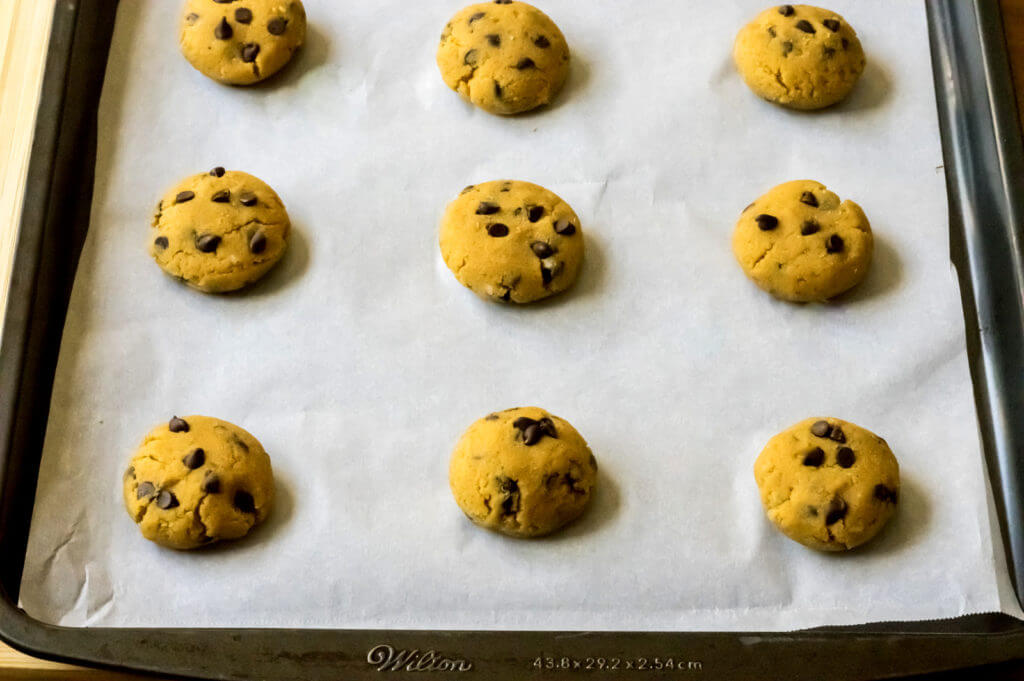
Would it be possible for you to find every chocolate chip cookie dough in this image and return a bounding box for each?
[449,407,597,538]
[733,179,873,302]
[440,180,584,303]
[734,4,865,110]
[123,415,275,549]
[754,417,899,551]
[180,0,307,86]
[150,168,290,293]
[437,1,571,115]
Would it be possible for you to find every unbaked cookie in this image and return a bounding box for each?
[123,415,275,549]
[733,179,872,302]
[437,1,571,115]
[180,0,307,86]
[734,4,865,110]
[449,407,597,538]
[440,180,584,303]
[150,168,290,293]
[753,417,899,551]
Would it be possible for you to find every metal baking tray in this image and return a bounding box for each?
[2,1,1023,678]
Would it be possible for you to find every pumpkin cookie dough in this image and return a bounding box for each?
[733,179,872,302]
[440,180,584,303]
[734,4,865,110]
[180,0,306,86]
[437,1,571,115]
[123,415,275,549]
[449,407,597,538]
[754,417,899,551]
[150,168,290,293]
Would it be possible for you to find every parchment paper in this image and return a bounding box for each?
[17,0,1017,630]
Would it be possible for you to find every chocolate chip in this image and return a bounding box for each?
[826,234,844,254]
[468,11,485,23]
[522,424,543,445]
[541,263,560,284]
[527,206,545,223]
[778,5,795,16]
[215,17,233,40]
[461,185,475,194]
[534,35,550,48]
[485,413,499,421]
[212,0,236,3]
[175,191,195,204]
[464,49,479,65]
[554,219,576,236]
[516,58,536,70]
[185,12,199,24]
[201,473,221,494]
[842,37,850,50]
[781,41,794,55]
[196,234,221,253]
[235,8,252,23]
[154,236,169,249]
[767,26,776,38]
[802,447,825,467]
[183,448,205,469]
[486,34,500,46]
[823,46,836,59]
[513,416,553,446]
[125,466,135,479]
[169,416,190,433]
[823,19,841,32]
[156,490,179,510]
[874,484,898,504]
[800,191,818,207]
[801,220,820,236]
[234,490,256,513]
[249,230,267,253]
[267,17,287,35]
[495,0,512,4]
[498,477,520,516]
[836,446,855,468]
[211,189,230,203]
[755,214,779,231]
[487,223,509,237]
[531,241,555,258]
[210,166,226,177]
[241,43,260,62]
[825,497,847,525]
[476,201,500,215]
[795,19,815,33]
[829,426,846,443]
[810,420,831,438]
[589,453,598,469]
[136,482,155,499]
[494,81,503,98]
[240,192,257,206]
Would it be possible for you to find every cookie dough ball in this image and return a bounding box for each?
[733,179,872,302]
[150,168,290,293]
[180,0,306,86]
[449,407,598,538]
[754,417,899,551]
[734,5,865,110]
[123,415,275,549]
[440,180,584,303]
[437,1,571,115]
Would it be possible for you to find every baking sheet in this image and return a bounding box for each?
[16,0,1015,630]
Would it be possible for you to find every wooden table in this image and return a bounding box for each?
[2,2,1024,679]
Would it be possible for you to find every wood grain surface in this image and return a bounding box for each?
[1,2,1024,679]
